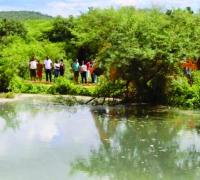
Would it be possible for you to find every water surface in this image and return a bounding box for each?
[0,97,200,180]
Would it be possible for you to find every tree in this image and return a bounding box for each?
[0,19,27,38]
[94,8,200,103]
[43,16,74,42]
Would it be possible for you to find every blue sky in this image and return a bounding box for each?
[0,0,199,17]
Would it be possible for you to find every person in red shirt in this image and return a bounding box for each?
[182,59,194,85]
[37,60,43,82]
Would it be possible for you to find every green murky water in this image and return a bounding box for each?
[0,97,200,180]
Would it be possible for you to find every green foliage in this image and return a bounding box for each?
[0,53,19,92]
[0,17,66,92]
[48,77,92,96]
[41,17,77,59]
[0,19,27,38]
[166,75,200,108]
[94,80,126,99]
[0,19,27,91]
[192,71,200,84]
[73,8,120,60]
[9,77,49,93]
[1,7,200,107]
[0,92,15,98]
[9,76,93,96]
[24,19,53,40]
[65,8,200,103]
[43,16,74,42]
[1,37,65,78]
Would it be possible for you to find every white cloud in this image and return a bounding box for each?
[27,119,59,142]
[150,0,200,10]
[1,0,200,17]
[47,0,115,17]
[177,130,200,152]
[48,1,68,10]
[113,0,137,6]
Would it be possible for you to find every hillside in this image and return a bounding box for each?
[0,11,52,20]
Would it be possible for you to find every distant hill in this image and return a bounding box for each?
[0,11,53,20]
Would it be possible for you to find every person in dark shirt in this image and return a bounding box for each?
[60,59,65,76]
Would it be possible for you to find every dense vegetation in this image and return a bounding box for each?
[1,8,200,108]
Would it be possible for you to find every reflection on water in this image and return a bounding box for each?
[0,98,200,179]
[74,106,200,180]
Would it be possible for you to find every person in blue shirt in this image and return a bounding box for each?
[71,59,80,83]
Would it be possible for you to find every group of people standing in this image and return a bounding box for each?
[29,56,98,83]
[29,56,65,82]
[71,59,97,84]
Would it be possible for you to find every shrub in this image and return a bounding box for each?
[9,76,49,93]
[166,75,200,108]
[0,92,15,98]
[48,77,92,96]
[94,80,126,99]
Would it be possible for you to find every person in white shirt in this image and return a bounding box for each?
[79,61,87,83]
[29,56,37,81]
[54,60,60,79]
[44,56,52,82]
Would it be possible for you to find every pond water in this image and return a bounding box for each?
[0,97,200,180]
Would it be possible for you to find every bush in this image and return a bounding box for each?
[94,80,126,99]
[9,76,49,93]
[48,77,92,96]
[192,71,200,85]
[0,92,15,98]
[0,19,27,38]
[166,75,200,108]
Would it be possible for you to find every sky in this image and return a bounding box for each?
[0,0,199,17]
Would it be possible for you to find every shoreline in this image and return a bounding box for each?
[1,93,198,112]
[0,93,120,105]
[0,93,90,103]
